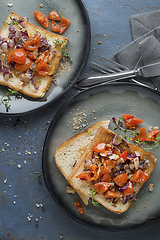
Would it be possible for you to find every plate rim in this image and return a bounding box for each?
[0,0,91,116]
[42,81,160,231]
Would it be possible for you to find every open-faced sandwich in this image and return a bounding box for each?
[0,12,68,98]
[55,120,110,205]
[68,126,155,214]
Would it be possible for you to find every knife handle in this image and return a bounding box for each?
[74,70,136,89]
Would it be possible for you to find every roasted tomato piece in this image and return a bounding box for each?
[119,150,127,161]
[103,160,116,173]
[146,129,160,142]
[26,51,37,60]
[125,117,144,130]
[105,190,120,198]
[59,17,70,34]
[121,114,134,121]
[92,142,106,153]
[7,48,26,64]
[101,172,112,183]
[113,173,128,187]
[48,10,61,21]
[15,57,33,72]
[51,20,61,33]
[76,172,91,181]
[35,50,49,64]
[24,35,41,51]
[130,169,149,183]
[74,201,83,214]
[36,62,49,76]
[33,11,49,28]
[132,127,147,142]
[88,164,97,172]
[94,182,110,194]
[122,181,134,196]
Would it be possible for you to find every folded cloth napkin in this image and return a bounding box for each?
[115,10,160,91]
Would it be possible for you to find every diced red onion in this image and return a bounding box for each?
[112,134,123,146]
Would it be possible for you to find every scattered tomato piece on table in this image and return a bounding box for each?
[132,126,147,142]
[74,201,84,214]
[33,11,49,28]
[48,10,61,21]
[59,17,70,34]
[51,20,60,33]
[146,129,160,142]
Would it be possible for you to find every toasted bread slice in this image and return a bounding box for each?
[55,120,110,204]
[69,127,155,214]
[0,12,68,98]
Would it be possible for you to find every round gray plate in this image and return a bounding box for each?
[42,82,160,231]
[0,0,90,115]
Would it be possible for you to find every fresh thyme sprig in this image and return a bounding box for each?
[112,117,160,151]
[0,88,22,112]
[53,39,72,63]
[3,17,19,25]
[88,189,100,206]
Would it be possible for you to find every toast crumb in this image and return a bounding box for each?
[67,186,75,194]
[148,183,154,192]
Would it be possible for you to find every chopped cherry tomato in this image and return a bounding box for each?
[48,10,61,21]
[101,172,112,183]
[26,51,37,60]
[146,129,160,142]
[132,127,147,142]
[94,182,110,194]
[59,17,70,34]
[92,143,106,153]
[76,172,91,181]
[125,117,144,130]
[121,114,134,121]
[33,11,49,28]
[130,169,149,183]
[7,48,26,64]
[103,160,116,173]
[122,181,134,196]
[113,173,128,187]
[89,164,97,172]
[36,62,49,76]
[51,20,61,33]
[119,150,127,161]
[24,35,41,51]
[35,50,49,64]
[105,190,120,198]
[14,57,33,72]
[74,201,83,214]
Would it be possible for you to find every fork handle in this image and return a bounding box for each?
[75,69,136,89]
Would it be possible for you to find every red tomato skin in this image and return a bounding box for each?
[132,127,147,142]
[24,35,41,51]
[48,11,61,21]
[146,129,160,142]
[122,181,134,196]
[101,172,112,183]
[74,201,83,214]
[59,17,70,34]
[51,20,60,33]
[92,143,106,153]
[36,62,49,76]
[76,172,91,181]
[14,57,32,72]
[113,173,128,187]
[35,50,49,64]
[130,169,149,183]
[121,114,134,121]
[105,190,120,198]
[119,150,127,161]
[125,117,144,129]
[33,11,49,28]
[7,48,26,64]
[94,182,110,194]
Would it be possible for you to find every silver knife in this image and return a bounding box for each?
[74,62,160,89]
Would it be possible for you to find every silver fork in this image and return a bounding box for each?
[74,55,135,89]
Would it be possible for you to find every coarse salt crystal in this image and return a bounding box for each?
[4,179,7,184]
[17,164,22,169]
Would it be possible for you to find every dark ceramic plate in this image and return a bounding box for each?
[42,82,160,231]
[0,0,90,115]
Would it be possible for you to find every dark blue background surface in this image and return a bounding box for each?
[1,0,160,239]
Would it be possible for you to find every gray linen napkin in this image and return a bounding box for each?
[115,10,160,91]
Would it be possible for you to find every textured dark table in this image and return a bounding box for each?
[1,0,160,239]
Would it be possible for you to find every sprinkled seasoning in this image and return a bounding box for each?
[17,164,22,169]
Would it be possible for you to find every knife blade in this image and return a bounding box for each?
[74,62,160,89]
